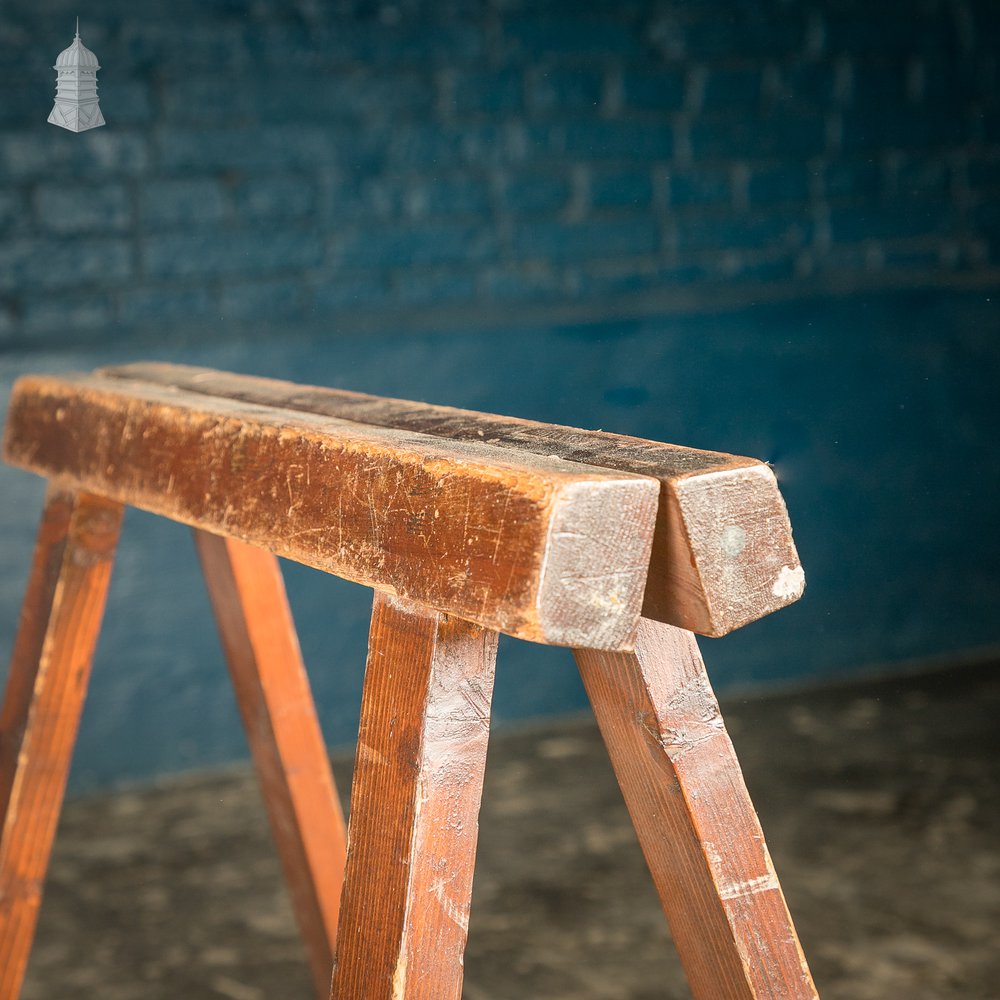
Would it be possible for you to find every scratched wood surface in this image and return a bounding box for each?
[194,531,346,999]
[575,620,819,1000]
[0,489,123,1000]
[101,362,805,637]
[330,592,498,1000]
[3,372,660,650]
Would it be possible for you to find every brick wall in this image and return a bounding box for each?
[2,1,1000,787]
[1,0,998,347]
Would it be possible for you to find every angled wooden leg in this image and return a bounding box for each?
[330,591,498,1000]
[194,530,347,999]
[575,619,818,1000]
[0,488,123,998]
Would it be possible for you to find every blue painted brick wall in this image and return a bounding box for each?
[0,0,996,347]
[1,0,999,790]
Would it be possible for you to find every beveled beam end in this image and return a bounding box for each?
[646,460,804,637]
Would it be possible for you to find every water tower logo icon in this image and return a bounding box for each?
[48,18,105,132]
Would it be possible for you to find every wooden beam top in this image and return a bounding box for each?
[3,372,659,650]
[100,363,805,636]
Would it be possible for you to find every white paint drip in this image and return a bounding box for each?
[771,564,805,600]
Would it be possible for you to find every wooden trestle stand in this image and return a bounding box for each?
[0,363,818,1000]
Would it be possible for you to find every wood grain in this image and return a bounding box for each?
[0,489,123,999]
[3,372,659,650]
[575,620,818,1000]
[100,361,805,637]
[193,531,346,999]
[329,591,498,1000]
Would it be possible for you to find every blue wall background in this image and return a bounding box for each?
[1,0,998,789]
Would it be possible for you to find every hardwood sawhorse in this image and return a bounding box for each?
[0,363,817,999]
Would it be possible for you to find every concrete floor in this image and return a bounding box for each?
[21,659,1000,999]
